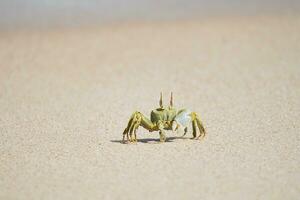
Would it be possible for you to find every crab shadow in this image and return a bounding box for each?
[110,136,188,144]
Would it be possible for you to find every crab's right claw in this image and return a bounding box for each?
[171,121,178,133]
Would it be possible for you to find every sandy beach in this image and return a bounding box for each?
[0,14,300,199]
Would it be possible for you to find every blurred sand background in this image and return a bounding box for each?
[0,1,300,200]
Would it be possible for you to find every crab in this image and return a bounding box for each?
[122,93,206,143]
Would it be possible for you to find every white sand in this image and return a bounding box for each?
[0,15,300,200]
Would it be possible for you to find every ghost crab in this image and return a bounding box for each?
[122,93,206,143]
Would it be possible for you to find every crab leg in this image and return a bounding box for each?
[122,111,156,143]
[157,121,167,142]
[192,119,197,139]
[191,112,206,140]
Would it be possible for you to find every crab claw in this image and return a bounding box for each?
[172,120,179,132]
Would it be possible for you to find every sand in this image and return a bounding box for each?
[0,15,300,200]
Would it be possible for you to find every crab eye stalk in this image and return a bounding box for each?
[170,92,173,107]
[159,92,163,108]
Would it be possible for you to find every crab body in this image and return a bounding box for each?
[150,107,177,130]
[122,93,206,143]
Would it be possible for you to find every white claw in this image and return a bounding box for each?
[173,109,192,134]
[172,121,178,132]
[175,109,192,127]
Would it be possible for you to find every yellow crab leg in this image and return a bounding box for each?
[122,111,156,143]
[191,112,206,140]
